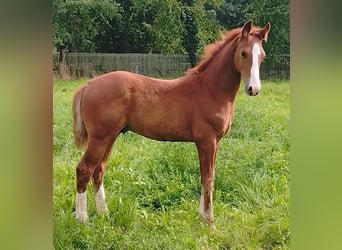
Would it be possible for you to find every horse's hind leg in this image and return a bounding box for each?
[92,141,115,215]
[75,136,111,223]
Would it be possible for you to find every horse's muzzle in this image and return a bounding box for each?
[246,85,260,96]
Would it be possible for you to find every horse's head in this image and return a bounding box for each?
[234,21,270,96]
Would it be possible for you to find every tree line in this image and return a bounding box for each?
[53,0,289,67]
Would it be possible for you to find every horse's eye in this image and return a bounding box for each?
[241,51,247,58]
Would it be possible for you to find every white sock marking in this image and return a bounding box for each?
[76,191,88,223]
[199,187,213,222]
[199,188,205,215]
[94,184,107,213]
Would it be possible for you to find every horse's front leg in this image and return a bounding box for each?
[196,139,218,228]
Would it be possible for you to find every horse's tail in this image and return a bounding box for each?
[72,85,88,149]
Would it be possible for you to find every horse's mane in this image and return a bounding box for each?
[187,28,242,75]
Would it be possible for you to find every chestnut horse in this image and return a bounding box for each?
[72,21,270,227]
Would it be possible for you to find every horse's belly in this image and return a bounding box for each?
[129,114,194,142]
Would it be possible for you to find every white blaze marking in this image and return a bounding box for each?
[76,191,88,222]
[94,184,107,213]
[249,43,261,93]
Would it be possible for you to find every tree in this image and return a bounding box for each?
[214,0,250,29]
[181,3,199,66]
[95,0,155,53]
[148,0,185,54]
[53,0,118,76]
[134,0,223,57]
[194,0,223,55]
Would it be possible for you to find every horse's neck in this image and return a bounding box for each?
[200,39,241,100]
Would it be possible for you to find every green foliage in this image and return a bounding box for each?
[215,0,250,29]
[148,0,185,54]
[182,8,199,66]
[53,79,290,249]
[95,0,156,53]
[53,0,289,65]
[53,0,119,52]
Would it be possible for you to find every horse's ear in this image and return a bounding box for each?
[259,22,271,42]
[242,20,252,38]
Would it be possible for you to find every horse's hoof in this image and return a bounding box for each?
[97,208,109,218]
[96,204,108,214]
[205,218,215,229]
[200,213,215,228]
[75,212,88,223]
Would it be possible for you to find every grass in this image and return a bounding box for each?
[53,78,290,249]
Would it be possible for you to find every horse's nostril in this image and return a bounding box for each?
[247,86,253,93]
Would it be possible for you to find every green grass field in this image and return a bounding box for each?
[53,78,290,249]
